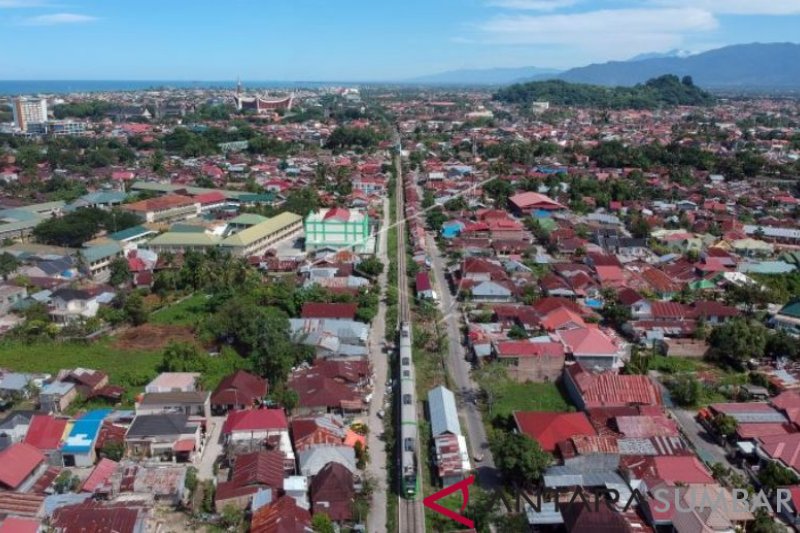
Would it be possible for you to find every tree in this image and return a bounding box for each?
[161,341,207,373]
[711,414,738,439]
[625,346,649,375]
[750,508,786,533]
[489,431,551,488]
[765,330,800,360]
[358,257,384,277]
[669,374,701,407]
[425,208,447,231]
[123,291,149,326]
[109,257,131,287]
[707,319,768,368]
[630,215,651,239]
[219,504,245,531]
[100,440,124,461]
[311,513,335,533]
[507,324,529,340]
[0,252,19,280]
[757,460,799,493]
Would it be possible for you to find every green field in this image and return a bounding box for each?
[0,339,162,388]
[490,380,571,419]
[150,293,210,326]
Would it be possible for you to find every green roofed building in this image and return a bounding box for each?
[774,300,800,338]
[304,208,371,253]
[221,212,303,257]
[145,212,303,258]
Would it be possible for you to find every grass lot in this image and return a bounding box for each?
[649,354,709,374]
[0,338,163,406]
[489,380,571,420]
[150,293,210,326]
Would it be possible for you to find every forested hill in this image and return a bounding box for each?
[493,75,715,109]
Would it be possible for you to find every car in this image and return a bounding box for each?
[377,409,385,419]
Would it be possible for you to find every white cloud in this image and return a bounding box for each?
[486,0,579,11]
[0,0,50,7]
[19,12,97,25]
[649,0,800,15]
[472,7,719,66]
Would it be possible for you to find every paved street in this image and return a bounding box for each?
[426,234,502,490]
[670,408,745,475]
[197,415,225,480]
[366,197,390,533]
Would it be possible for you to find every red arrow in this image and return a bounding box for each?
[423,475,476,528]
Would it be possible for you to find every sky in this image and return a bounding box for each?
[0,0,799,80]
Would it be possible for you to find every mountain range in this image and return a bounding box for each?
[409,43,800,89]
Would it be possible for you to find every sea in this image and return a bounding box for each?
[0,80,351,96]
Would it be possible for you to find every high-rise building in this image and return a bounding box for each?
[12,98,48,132]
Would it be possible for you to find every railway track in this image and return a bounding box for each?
[394,148,426,533]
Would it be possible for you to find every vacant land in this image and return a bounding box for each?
[113,324,198,351]
[0,338,162,385]
[490,380,571,420]
[150,293,210,326]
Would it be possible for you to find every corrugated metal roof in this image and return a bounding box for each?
[428,385,461,438]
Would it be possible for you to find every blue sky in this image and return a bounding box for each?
[1,0,799,80]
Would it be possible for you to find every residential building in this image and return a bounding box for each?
[124,413,200,462]
[210,370,268,414]
[12,98,47,132]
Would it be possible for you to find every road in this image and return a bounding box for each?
[670,408,744,475]
[197,415,225,480]
[365,197,390,533]
[426,230,502,490]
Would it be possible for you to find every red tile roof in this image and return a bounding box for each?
[221,409,288,434]
[81,458,118,493]
[250,496,311,533]
[52,502,144,533]
[513,411,596,452]
[0,517,40,533]
[0,443,44,490]
[123,194,195,213]
[496,341,565,359]
[758,433,800,471]
[566,364,662,408]
[310,462,355,522]
[300,302,357,320]
[558,327,619,356]
[211,370,268,408]
[23,415,67,452]
[415,272,432,292]
[509,192,564,211]
[216,451,286,503]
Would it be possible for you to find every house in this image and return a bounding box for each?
[415,272,434,299]
[144,372,200,393]
[428,386,470,486]
[124,413,200,462]
[23,415,67,457]
[0,411,36,451]
[564,364,662,410]
[222,410,294,464]
[557,327,626,370]
[48,289,100,324]
[215,451,286,510]
[38,381,77,413]
[310,462,355,523]
[0,443,45,490]
[470,280,514,303]
[300,303,357,321]
[250,496,312,533]
[211,370,268,414]
[493,341,565,382]
[290,415,348,451]
[81,243,124,281]
[297,446,356,477]
[773,300,800,337]
[508,192,564,216]
[57,368,109,398]
[135,391,210,422]
[62,410,108,467]
[51,501,149,533]
[0,284,26,316]
[513,411,596,453]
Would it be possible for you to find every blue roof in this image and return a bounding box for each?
[62,409,111,454]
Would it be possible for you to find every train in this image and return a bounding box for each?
[398,321,419,498]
